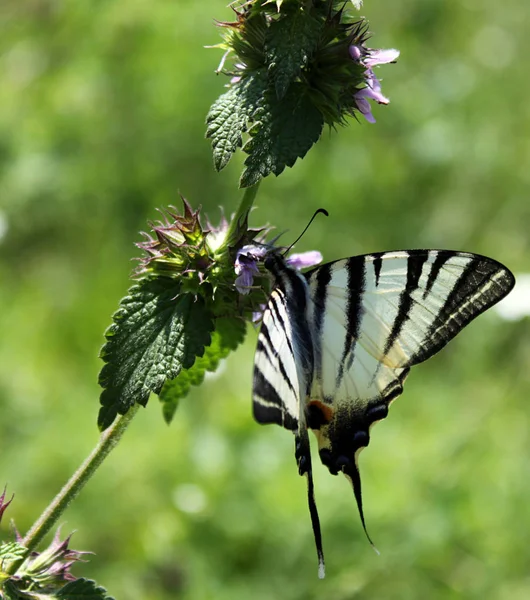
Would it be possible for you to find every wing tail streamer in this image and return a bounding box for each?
[341,458,380,555]
[296,430,325,579]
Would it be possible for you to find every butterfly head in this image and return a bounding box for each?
[235,243,323,294]
[263,251,286,276]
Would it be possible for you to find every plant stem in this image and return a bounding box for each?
[225,182,261,247]
[5,404,140,576]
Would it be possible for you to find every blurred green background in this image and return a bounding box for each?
[1,0,529,598]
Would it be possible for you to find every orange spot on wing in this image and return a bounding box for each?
[307,400,334,424]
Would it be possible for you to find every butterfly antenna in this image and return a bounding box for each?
[343,460,380,555]
[295,430,326,578]
[282,208,329,257]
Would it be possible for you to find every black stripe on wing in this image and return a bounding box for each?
[268,294,296,360]
[372,252,384,286]
[256,331,297,400]
[423,251,451,300]
[383,251,428,357]
[411,254,515,364]
[310,263,332,385]
[337,256,366,386]
[253,366,298,430]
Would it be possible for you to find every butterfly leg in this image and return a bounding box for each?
[295,427,325,579]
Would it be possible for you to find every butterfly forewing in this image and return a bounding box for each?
[307,250,515,375]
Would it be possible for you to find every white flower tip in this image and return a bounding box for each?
[365,48,400,67]
[386,48,400,62]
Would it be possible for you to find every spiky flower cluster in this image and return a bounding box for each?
[136,199,270,314]
[136,199,221,287]
[216,0,398,127]
[1,490,88,595]
[13,529,90,588]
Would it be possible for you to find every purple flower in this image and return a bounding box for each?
[349,44,399,123]
[235,245,267,294]
[234,246,323,295]
[362,48,400,68]
[286,251,323,270]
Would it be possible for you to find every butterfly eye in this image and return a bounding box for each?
[263,255,275,271]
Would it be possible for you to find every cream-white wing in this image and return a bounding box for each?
[303,250,514,541]
[307,250,514,402]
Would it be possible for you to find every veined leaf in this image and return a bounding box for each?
[240,84,323,187]
[57,578,114,599]
[98,279,213,430]
[160,317,247,423]
[266,9,320,99]
[206,72,267,171]
[0,541,26,562]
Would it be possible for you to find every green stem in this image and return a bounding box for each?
[5,404,140,576]
[225,181,261,247]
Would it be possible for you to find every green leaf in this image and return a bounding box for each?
[266,9,320,99]
[98,278,214,430]
[160,317,247,423]
[0,542,26,562]
[240,84,324,187]
[0,581,21,600]
[206,72,267,172]
[57,578,114,600]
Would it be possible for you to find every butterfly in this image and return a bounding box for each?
[252,248,515,578]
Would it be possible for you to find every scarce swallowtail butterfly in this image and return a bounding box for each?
[252,248,515,578]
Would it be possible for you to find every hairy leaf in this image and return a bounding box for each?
[0,542,26,562]
[240,84,323,187]
[57,578,114,599]
[98,279,213,430]
[266,9,320,99]
[160,317,247,423]
[206,72,267,171]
